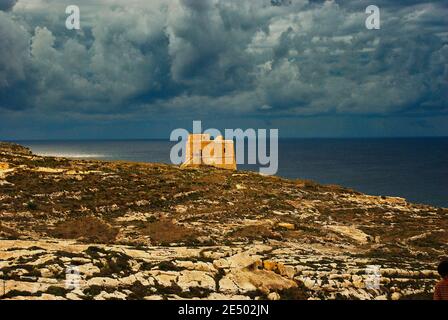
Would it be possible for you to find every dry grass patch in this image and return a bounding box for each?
[140,218,200,245]
[196,173,229,185]
[0,223,20,238]
[49,216,119,243]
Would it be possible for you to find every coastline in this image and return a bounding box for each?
[13,138,448,208]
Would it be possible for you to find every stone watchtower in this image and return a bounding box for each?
[181,134,237,170]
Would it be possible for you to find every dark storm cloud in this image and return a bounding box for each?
[0,0,17,11]
[0,10,36,110]
[0,0,447,122]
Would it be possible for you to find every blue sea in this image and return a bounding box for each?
[15,138,448,208]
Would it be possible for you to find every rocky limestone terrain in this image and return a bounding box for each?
[0,142,446,300]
